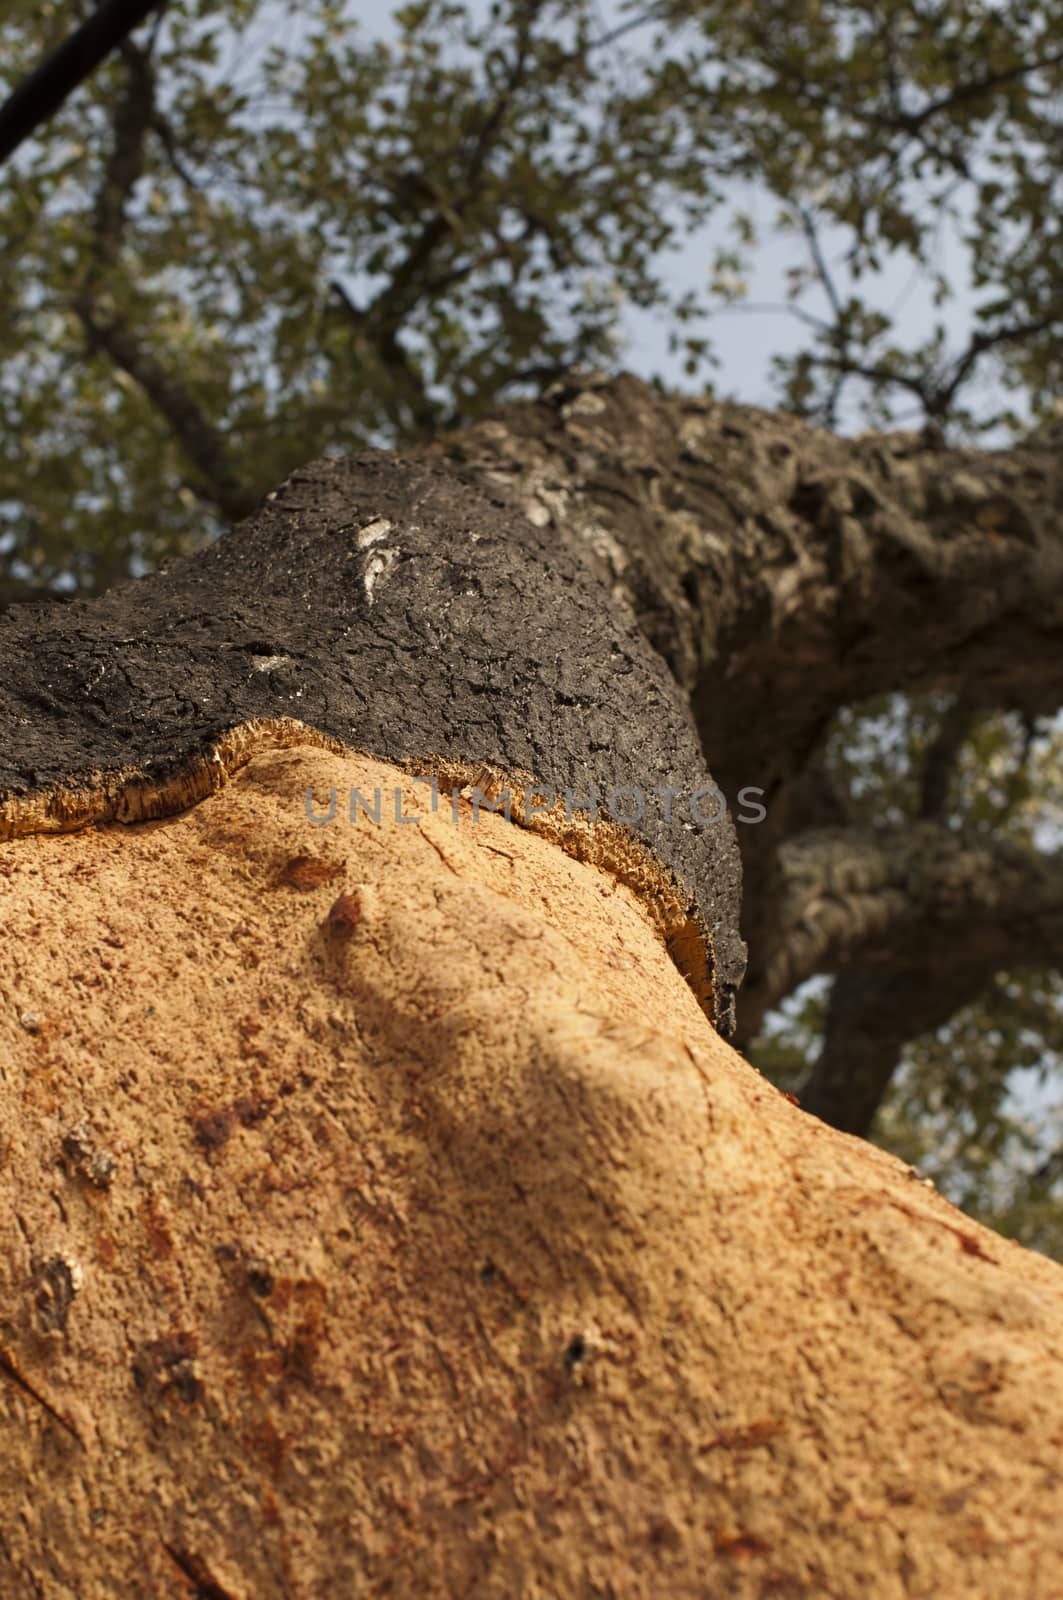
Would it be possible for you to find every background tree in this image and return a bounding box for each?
[2,0,1062,1251]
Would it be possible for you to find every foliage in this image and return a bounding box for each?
[1,0,731,596]
[674,0,1063,435]
[4,0,1062,596]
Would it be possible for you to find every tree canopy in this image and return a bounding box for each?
[2,0,1062,1252]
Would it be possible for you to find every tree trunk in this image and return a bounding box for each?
[3,374,1063,1597]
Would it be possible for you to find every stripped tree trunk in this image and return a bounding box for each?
[2,373,1063,1598]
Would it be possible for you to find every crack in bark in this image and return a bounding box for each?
[0,1347,83,1447]
[162,1542,240,1600]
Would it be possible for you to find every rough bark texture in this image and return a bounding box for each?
[433,373,1063,1054]
[747,820,1063,1046]
[0,448,744,1035]
[3,745,1063,1599]
[4,371,1062,1064]
[438,374,1063,768]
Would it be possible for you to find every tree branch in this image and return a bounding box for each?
[325,4,548,439]
[0,447,743,1034]
[919,697,979,819]
[743,27,1063,172]
[437,374,1063,798]
[87,36,155,274]
[70,38,255,520]
[75,302,258,521]
[743,819,1063,1045]
[327,279,440,438]
[797,963,993,1136]
[429,374,1063,1020]
[0,0,165,168]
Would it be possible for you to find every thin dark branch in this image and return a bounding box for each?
[328,279,440,436]
[936,307,1063,412]
[70,43,251,517]
[919,697,978,819]
[591,5,667,51]
[812,351,936,413]
[798,207,843,323]
[77,303,257,518]
[150,109,203,192]
[0,0,166,167]
[798,963,988,1136]
[323,10,552,437]
[747,26,1063,157]
[712,300,833,335]
[88,37,155,275]
[905,46,1063,134]
[803,304,1063,423]
[798,207,849,426]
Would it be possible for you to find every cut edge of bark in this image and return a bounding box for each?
[0,717,348,840]
[0,717,717,1026]
[401,754,715,1025]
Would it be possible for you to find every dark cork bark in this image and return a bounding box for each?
[0,449,746,1035]
[432,373,1063,1106]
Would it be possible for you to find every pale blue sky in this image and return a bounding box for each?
[317,0,1008,435]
